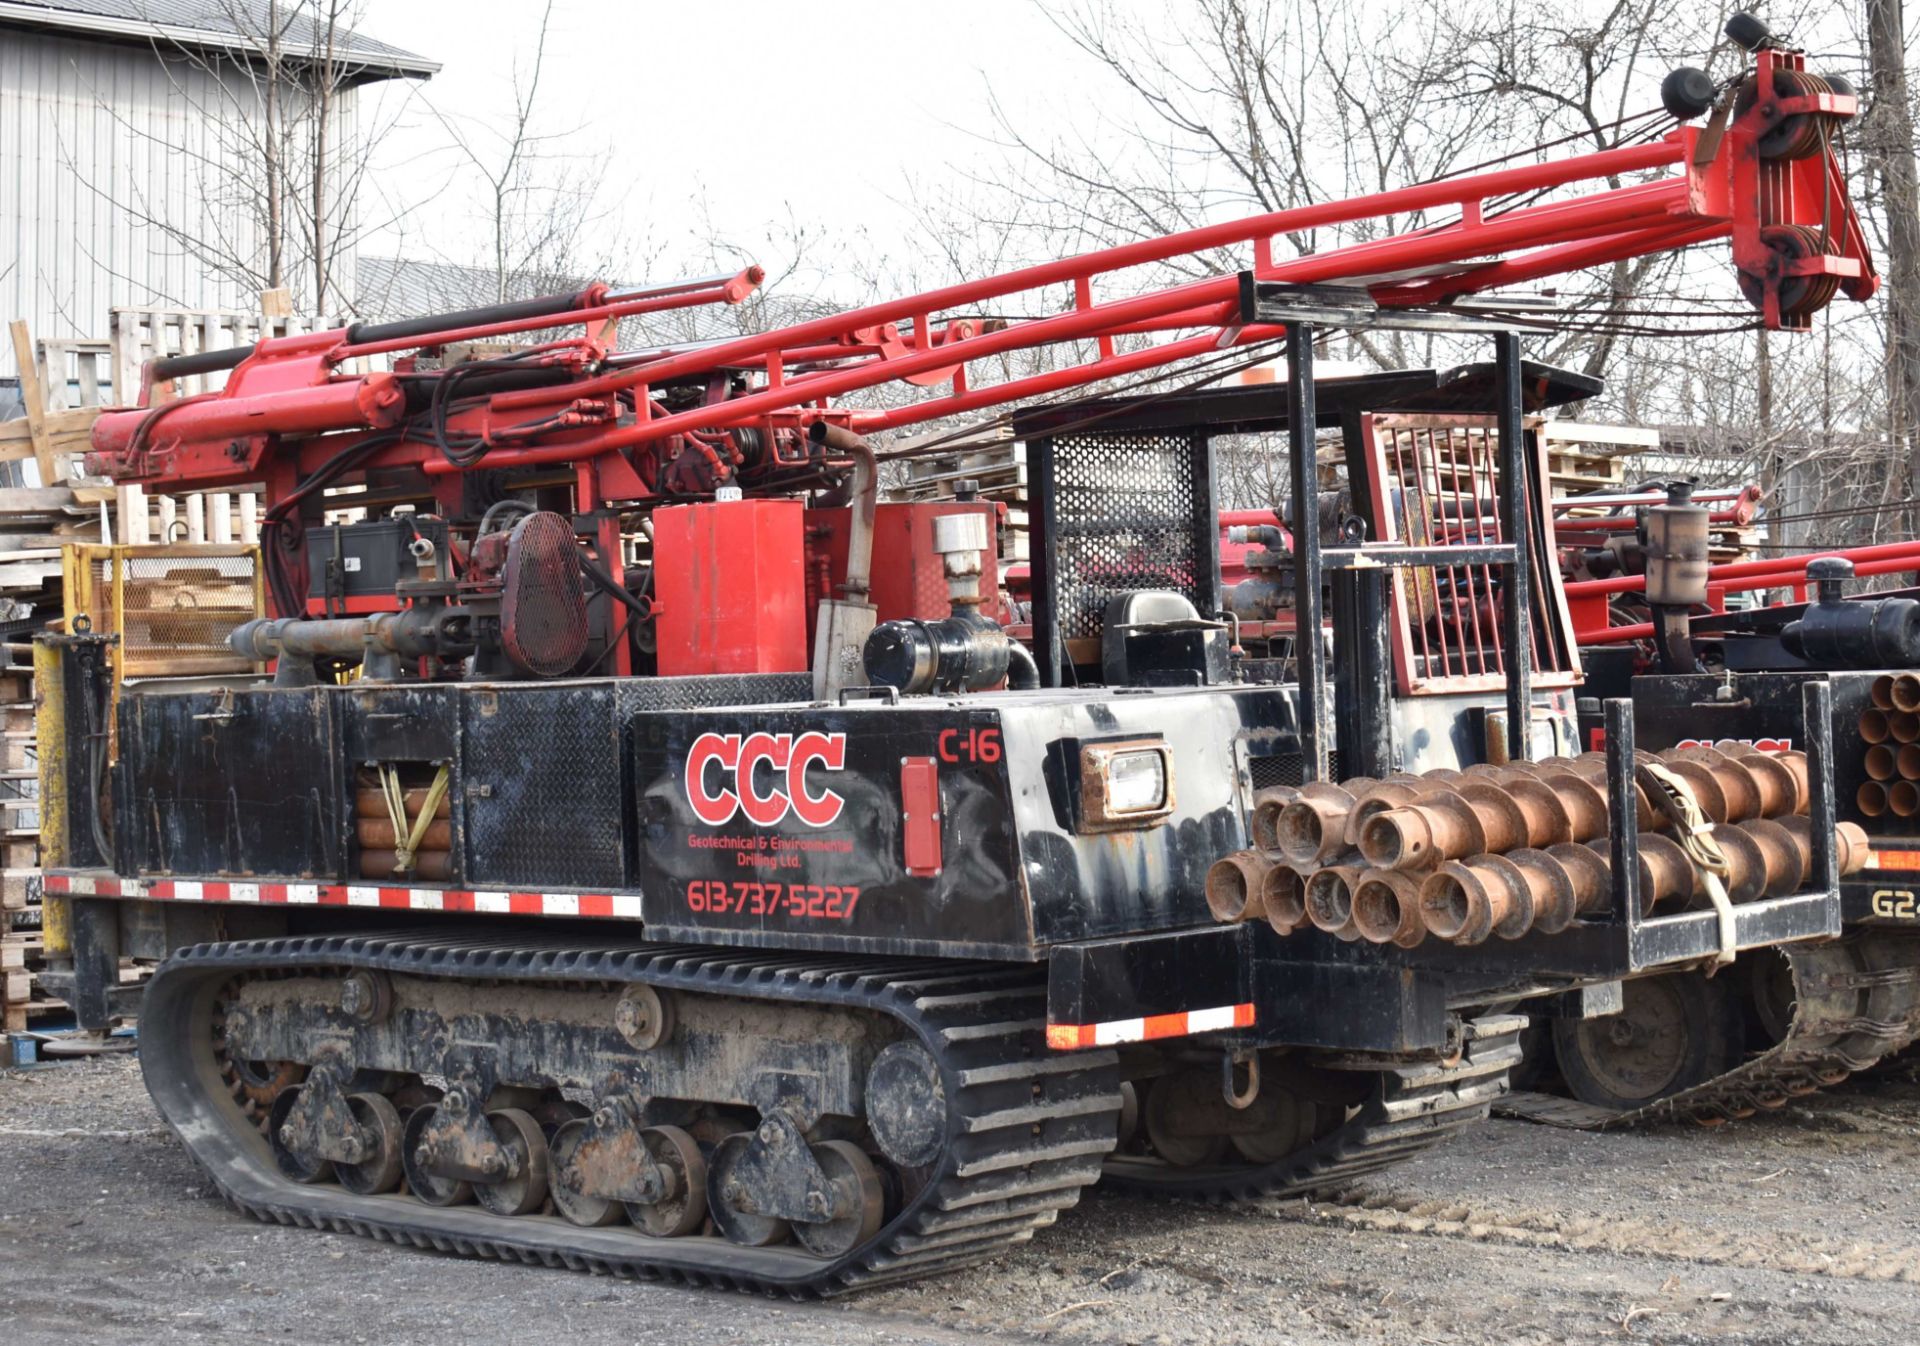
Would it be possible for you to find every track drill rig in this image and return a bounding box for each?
[34,21,1888,1292]
[1503,499,1920,1124]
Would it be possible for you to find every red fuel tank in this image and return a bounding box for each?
[652,499,808,675]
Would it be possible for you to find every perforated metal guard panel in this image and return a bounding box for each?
[500,512,589,677]
[460,674,812,891]
[91,552,259,676]
[1043,431,1206,641]
[1250,752,1342,791]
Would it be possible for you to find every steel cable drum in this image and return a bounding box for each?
[500,512,591,677]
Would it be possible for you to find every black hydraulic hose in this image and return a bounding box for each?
[148,290,596,383]
[259,430,403,616]
[150,345,255,381]
[476,498,536,537]
[578,550,652,621]
[344,290,596,346]
[83,660,113,866]
[1006,642,1040,690]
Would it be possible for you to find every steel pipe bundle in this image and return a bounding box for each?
[1210,742,1866,950]
[1856,681,1920,818]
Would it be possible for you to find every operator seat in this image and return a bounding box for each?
[1100,591,1231,687]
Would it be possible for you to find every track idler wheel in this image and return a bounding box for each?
[229,1057,308,1112]
[1552,972,1740,1111]
[1141,1071,1228,1167]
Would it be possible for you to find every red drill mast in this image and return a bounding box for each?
[86,44,1874,656]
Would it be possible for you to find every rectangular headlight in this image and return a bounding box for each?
[1079,738,1175,829]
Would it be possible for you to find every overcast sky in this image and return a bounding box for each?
[358,0,1093,290]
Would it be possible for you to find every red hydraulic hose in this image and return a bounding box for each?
[1578,554,1920,644]
[1565,539,1920,599]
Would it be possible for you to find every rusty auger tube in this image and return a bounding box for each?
[1355,780,1543,869]
[1661,745,1808,823]
[1418,859,1530,945]
[1263,864,1310,934]
[1584,833,1698,908]
[1858,741,1889,783]
[1772,814,1870,881]
[1272,780,1371,866]
[1206,850,1272,924]
[1340,776,1452,847]
[1894,672,1920,714]
[1350,870,1428,947]
[1249,786,1300,853]
[1893,780,1920,818]
[1304,865,1367,941]
[1732,817,1806,899]
[1859,780,1890,818]
[1861,707,1892,744]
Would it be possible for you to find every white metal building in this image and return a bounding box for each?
[0,0,436,394]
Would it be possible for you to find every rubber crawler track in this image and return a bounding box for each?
[1498,933,1920,1129]
[141,930,1124,1296]
[1100,1015,1526,1202]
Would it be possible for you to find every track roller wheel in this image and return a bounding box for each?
[1229,1093,1320,1165]
[627,1125,708,1238]
[473,1108,550,1217]
[531,1096,589,1140]
[266,1087,333,1185]
[400,1104,472,1207]
[1553,973,1739,1111]
[707,1131,789,1247]
[795,1141,886,1259]
[334,1092,406,1195]
[548,1119,623,1228]
[1141,1071,1230,1167]
[391,1079,441,1117]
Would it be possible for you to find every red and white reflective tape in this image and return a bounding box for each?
[42,872,642,920]
[1045,1002,1254,1051]
[1865,849,1920,872]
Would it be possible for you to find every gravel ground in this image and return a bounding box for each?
[3,1054,1918,1345]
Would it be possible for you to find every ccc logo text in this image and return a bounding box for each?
[686,732,847,828]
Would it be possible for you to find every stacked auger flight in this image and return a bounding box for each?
[1206,745,1871,949]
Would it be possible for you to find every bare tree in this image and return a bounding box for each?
[1865,0,1920,523]
[55,0,427,315]
[928,1,1904,543]
[399,0,634,311]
